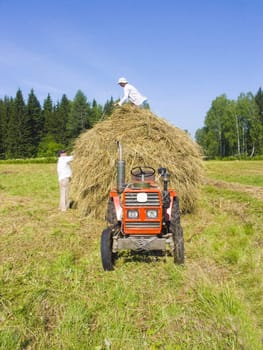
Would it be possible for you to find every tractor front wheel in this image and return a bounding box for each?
[101,227,115,271]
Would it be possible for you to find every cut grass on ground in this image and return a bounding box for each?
[0,161,262,349]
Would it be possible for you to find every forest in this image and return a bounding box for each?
[0,89,114,159]
[0,87,263,159]
[195,87,263,158]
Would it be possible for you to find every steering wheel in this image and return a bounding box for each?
[131,166,155,179]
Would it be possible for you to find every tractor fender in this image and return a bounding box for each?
[166,191,177,220]
[110,190,122,221]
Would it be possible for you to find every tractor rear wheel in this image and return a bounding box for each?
[170,197,184,264]
[101,227,115,271]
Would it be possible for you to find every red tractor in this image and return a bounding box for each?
[100,142,184,271]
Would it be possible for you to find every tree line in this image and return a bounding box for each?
[1,87,263,160]
[0,89,114,159]
[195,87,263,158]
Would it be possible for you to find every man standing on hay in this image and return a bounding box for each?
[57,150,73,212]
[116,77,148,107]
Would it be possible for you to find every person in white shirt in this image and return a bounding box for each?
[57,150,73,211]
[116,77,148,107]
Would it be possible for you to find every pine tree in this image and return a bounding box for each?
[27,89,43,156]
[55,94,71,146]
[67,90,90,140]
[43,94,55,136]
[89,99,103,126]
[2,97,14,158]
[6,89,32,158]
[103,97,115,118]
[0,99,4,158]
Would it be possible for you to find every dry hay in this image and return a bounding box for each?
[71,105,203,218]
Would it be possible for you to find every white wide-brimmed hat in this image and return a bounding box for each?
[118,77,128,84]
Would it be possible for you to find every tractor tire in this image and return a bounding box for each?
[170,197,185,264]
[106,199,117,225]
[101,227,115,271]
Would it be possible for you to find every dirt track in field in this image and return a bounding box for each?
[204,178,263,202]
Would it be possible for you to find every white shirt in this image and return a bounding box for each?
[57,155,73,181]
[118,83,147,106]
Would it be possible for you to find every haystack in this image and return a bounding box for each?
[71,105,203,218]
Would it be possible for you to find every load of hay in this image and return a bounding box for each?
[71,105,203,218]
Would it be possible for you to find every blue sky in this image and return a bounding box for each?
[0,0,262,137]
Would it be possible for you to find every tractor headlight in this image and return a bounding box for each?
[127,210,139,219]
[146,209,158,218]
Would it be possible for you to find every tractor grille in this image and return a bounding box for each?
[126,222,160,229]
[124,192,160,207]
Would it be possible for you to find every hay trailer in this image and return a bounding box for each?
[100,141,184,271]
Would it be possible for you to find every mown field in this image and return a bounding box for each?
[0,160,262,350]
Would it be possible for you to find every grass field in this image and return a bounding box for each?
[0,161,262,349]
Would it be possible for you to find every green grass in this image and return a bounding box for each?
[0,161,262,349]
[205,160,263,186]
[0,157,57,164]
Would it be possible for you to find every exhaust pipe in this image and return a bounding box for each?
[158,167,171,208]
[116,141,125,193]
